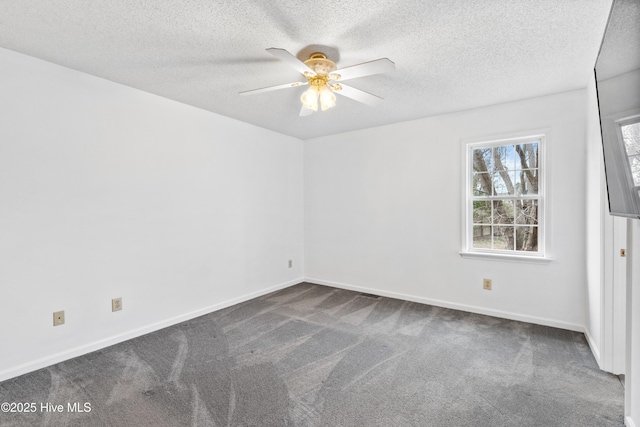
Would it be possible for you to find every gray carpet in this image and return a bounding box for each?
[0,283,624,426]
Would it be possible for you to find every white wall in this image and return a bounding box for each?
[598,70,640,117]
[585,74,605,366]
[305,90,588,330]
[0,48,304,381]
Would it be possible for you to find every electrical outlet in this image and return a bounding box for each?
[483,278,492,290]
[288,260,293,268]
[112,297,122,312]
[53,310,65,326]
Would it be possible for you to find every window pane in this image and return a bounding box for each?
[492,226,513,250]
[473,173,492,196]
[621,122,640,156]
[515,169,538,195]
[516,226,538,251]
[515,199,538,225]
[473,225,492,249]
[473,200,492,224]
[493,171,515,195]
[628,155,640,186]
[493,200,514,224]
[493,145,515,171]
[515,142,538,169]
[473,148,493,172]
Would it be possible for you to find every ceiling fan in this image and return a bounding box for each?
[240,48,395,116]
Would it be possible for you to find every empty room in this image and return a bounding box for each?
[1,0,639,426]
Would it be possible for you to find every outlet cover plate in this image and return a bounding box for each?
[483,278,492,290]
[112,297,122,312]
[53,310,65,326]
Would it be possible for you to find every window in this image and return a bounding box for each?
[599,111,640,218]
[465,135,544,257]
[619,118,640,198]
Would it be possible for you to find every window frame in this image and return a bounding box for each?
[600,109,640,218]
[461,133,547,261]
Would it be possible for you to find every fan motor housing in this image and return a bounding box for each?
[304,53,337,76]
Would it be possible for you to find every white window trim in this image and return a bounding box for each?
[459,132,551,262]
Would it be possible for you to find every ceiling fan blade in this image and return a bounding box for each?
[330,58,395,82]
[266,48,315,75]
[239,81,307,96]
[331,83,384,107]
[299,106,314,117]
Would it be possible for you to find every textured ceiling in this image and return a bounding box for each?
[595,0,640,80]
[0,0,614,139]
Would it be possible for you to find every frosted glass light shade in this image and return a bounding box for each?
[301,86,319,111]
[319,86,336,111]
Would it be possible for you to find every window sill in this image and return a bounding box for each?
[459,251,553,264]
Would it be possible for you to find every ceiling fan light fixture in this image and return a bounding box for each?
[240,48,395,116]
[319,85,336,111]
[300,53,337,112]
[301,85,319,111]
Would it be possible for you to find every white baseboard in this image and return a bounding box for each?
[305,277,585,333]
[0,278,303,383]
[584,329,602,369]
[626,416,637,427]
